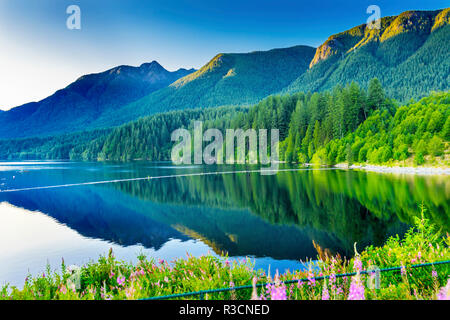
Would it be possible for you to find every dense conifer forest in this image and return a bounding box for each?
[1,79,447,167]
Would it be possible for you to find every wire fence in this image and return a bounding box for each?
[141,259,450,300]
[0,167,337,193]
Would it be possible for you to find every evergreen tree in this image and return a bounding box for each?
[368,78,385,110]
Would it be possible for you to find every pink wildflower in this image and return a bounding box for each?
[347,275,365,300]
[125,286,136,299]
[307,271,316,287]
[60,285,67,295]
[329,272,336,284]
[289,284,294,298]
[401,265,406,277]
[437,279,450,300]
[117,276,126,286]
[266,271,287,300]
[353,257,362,273]
[322,281,330,300]
[251,276,259,300]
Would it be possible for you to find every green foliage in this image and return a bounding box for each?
[1,209,448,300]
[368,78,385,109]
[360,205,450,299]
[279,81,382,163]
[314,91,449,166]
[0,129,110,160]
[89,92,297,161]
[414,152,425,166]
[428,136,445,156]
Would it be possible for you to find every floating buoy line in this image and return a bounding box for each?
[0,167,338,193]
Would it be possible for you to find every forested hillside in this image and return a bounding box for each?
[284,9,450,102]
[279,79,395,163]
[0,92,301,161]
[91,46,316,128]
[1,79,448,166]
[308,92,449,166]
[0,129,110,160]
[76,106,248,161]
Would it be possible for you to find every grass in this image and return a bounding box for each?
[1,206,449,300]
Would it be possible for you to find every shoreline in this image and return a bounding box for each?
[335,163,450,175]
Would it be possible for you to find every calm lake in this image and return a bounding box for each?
[0,161,448,288]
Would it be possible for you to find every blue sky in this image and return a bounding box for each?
[0,0,448,110]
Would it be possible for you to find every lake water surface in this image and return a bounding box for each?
[0,161,448,288]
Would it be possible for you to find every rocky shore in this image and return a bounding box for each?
[335,163,450,175]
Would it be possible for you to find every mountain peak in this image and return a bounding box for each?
[171,54,228,88]
[107,45,316,124]
[139,60,165,71]
[309,8,449,68]
[0,60,195,138]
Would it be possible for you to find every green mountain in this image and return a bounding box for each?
[0,8,448,143]
[91,45,316,127]
[284,9,450,101]
[0,62,195,139]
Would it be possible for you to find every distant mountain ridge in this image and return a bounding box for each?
[0,61,195,138]
[0,7,449,139]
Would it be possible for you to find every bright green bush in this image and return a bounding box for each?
[314,92,449,166]
[428,136,445,156]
